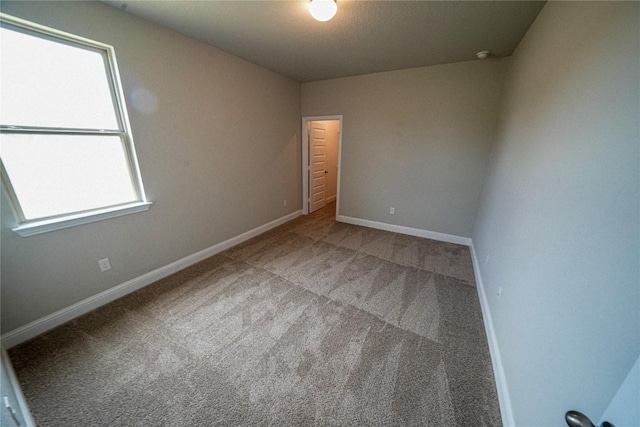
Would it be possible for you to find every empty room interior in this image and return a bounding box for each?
[0,1,638,426]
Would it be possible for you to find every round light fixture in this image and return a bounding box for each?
[309,0,338,22]
[476,51,490,60]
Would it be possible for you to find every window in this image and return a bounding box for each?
[0,14,150,237]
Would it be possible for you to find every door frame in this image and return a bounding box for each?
[301,115,343,215]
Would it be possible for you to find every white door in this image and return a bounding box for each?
[309,121,328,213]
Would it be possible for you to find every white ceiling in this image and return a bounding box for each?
[103,1,545,83]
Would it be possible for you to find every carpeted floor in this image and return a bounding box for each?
[8,202,501,426]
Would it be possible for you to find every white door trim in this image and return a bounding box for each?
[301,115,343,215]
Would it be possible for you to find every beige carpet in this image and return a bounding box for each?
[8,203,501,426]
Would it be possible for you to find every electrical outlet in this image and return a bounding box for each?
[283,199,287,207]
[497,286,503,301]
[98,258,111,272]
[389,207,395,215]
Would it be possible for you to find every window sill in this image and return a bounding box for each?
[12,202,152,237]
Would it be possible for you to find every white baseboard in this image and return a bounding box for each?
[336,215,471,246]
[1,210,302,349]
[470,242,514,427]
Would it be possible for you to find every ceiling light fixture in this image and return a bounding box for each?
[309,0,338,22]
[476,51,490,60]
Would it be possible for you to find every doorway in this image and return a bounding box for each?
[301,116,342,216]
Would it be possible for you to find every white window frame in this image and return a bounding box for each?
[0,13,151,237]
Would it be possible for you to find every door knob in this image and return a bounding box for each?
[324,171,328,174]
[565,410,614,427]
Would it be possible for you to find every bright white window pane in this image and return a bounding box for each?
[1,134,137,219]
[0,26,119,130]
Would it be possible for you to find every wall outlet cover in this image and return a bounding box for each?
[98,258,112,272]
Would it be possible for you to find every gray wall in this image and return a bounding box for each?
[0,1,301,333]
[472,2,639,425]
[302,59,507,238]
